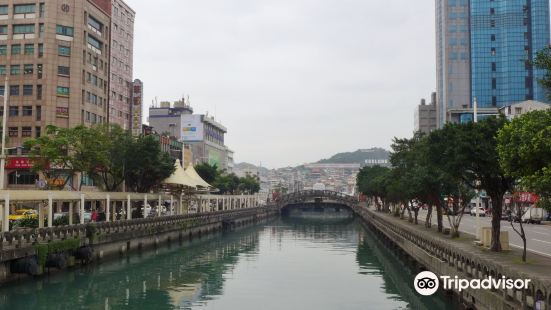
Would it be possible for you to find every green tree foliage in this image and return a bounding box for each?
[24,125,108,190]
[498,110,551,210]
[195,163,261,195]
[24,125,175,193]
[195,163,219,184]
[533,47,551,100]
[124,135,175,193]
[356,165,391,211]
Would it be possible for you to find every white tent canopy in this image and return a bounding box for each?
[162,160,199,188]
[184,164,212,189]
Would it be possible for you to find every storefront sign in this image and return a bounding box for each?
[513,192,539,203]
[5,157,32,169]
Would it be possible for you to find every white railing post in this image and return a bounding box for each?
[158,194,162,217]
[144,194,148,218]
[47,193,53,228]
[127,194,131,220]
[170,195,174,216]
[69,202,73,225]
[80,193,85,224]
[106,194,110,222]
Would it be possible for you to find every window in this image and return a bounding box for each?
[22,106,32,116]
[35,126,41,138]
[0,86,3,96]
[58,45,71,56]
[492,62,496,72]
[0,25,7,35]
[13,24,35,34]
[0,45,6,55]
[56,25,74,37]
[23,85,32,96]
[21,127,31,137]
[0,65,5,75]
[8,127,18,138]
[14,4,35,14]
[37,64,42,78]
[0,5,7,15]
[39,3,44,17]
[58,66,70,76]
[36,85,42,100]
[9,171,38,185]
[10,65,20,75]
[88,15,103,32]
[491,48,496,56]
[23,64,33,75]
[38,44,43,57]
[9,86,19,96]
[491,34,495,41]
[36,106,41,120]
[24,44,34,55]
[11,44,21,55]
[9,106,19,116]
[56,86,69,96]
[87,35,102,50]
[492,78,497,90]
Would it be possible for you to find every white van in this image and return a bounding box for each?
[522,206,544,224]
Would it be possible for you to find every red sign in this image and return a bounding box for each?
[5,157,33,169]
[513,192,539,203]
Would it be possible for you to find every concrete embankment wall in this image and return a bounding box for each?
[355,207,551,310]
[0,207,279,285]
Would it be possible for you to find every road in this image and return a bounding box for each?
[415,209,551,258]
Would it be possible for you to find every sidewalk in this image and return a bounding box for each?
[362,206,551,286]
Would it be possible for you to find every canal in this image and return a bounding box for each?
[0,216,458,309]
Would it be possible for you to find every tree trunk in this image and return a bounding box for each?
[436,202,443,233]
[490,193,503,252]
[425,205,432,228]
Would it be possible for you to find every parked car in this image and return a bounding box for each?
[9,209,37,221]
[470,207,486,217]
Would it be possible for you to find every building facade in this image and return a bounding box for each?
[498,100,550,120]
[436,0,550,127]
[414,93,437,134]
[148,99,232,170]
[0,0,112,188]
[108,0,133,130]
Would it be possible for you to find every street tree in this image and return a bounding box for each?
[497,110,551,211]
[24,125,108,190]
[124,135,175,193]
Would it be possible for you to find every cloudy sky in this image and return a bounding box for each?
[126,0,436,168]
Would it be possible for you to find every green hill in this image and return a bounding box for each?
[318,148,389,164]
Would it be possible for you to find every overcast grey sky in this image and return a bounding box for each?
[126,0,436,168]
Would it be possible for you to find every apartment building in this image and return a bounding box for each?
[0,0,112,188]
[108,0,134,130]
[0,0,111,150]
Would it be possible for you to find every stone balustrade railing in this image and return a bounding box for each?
[355,206,551,309]
[0,206,275,254]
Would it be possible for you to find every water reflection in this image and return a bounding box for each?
[0,217,457,310]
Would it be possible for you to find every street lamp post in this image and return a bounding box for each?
[0,76,9,190]
[473,97,481,239]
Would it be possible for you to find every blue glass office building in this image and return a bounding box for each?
[436,0,550,127]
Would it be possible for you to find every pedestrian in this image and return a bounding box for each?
[91,210,98,222]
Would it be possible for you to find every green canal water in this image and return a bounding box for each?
[0,217,458,310]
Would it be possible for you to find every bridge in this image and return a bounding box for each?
[277,190,358,215]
